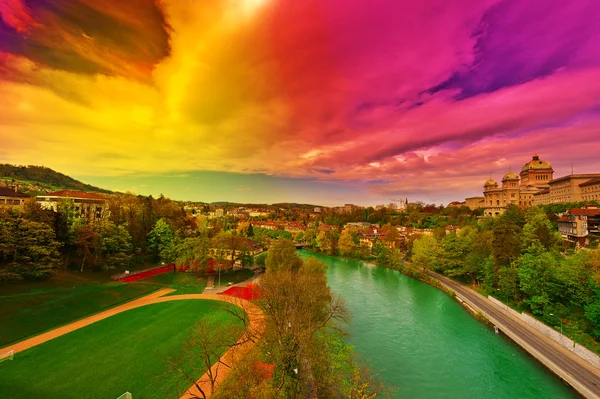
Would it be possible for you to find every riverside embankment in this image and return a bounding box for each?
[300,250,579,399]
[429,271,600,399]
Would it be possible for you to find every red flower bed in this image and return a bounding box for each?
[221,284,262,300]
[119,265,174,282]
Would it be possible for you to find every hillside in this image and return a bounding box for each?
[0,164,112,195]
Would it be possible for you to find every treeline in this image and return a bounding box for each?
[0,194,257,281]
[297,224,406,269]
[0,164,111,194]
[411,205,600,345]
[313,203,481,229]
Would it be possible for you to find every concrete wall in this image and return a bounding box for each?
[488,296,600,369]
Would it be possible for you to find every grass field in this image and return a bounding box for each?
[0,300,241,399]
[0,270,207,347]
[213,268,255,287]
[143,273,207,295]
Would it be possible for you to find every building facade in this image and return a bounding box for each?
[558,205,600,245]
[534,174,600,205]
[483,154,553,216]
[0,186,30,207]
[36,190,108,219]
[581,178,600,202]
[465,196,484,210]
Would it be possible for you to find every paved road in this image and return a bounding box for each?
[429,271,600,399]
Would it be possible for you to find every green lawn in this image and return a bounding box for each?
[0,281,164,347]
[213,268,255,287]
[0,300,241,399]
[0,269,208,347]
[142,273,207,295]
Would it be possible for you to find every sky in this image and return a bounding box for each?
[1,0,600,206]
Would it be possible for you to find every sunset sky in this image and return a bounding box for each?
[1,0,600,206]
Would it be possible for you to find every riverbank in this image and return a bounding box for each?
[299,250,580,398]
[299,248,600,398]
[428,271,600,399]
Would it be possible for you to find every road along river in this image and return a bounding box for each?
[299,250,579,399]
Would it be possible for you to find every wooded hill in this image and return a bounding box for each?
[0,164,112,194]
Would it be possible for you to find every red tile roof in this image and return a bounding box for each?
[43,190,106,199]
[569,208,600,216]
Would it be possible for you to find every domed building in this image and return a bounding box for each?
[483,154,553,216]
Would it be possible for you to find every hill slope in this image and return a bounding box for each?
[0,164,112,194]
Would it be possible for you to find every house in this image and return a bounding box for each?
[0,186,30,207]
[558,205,600,246]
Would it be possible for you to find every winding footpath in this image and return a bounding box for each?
[0,288,265,399]
[429,271,600,399]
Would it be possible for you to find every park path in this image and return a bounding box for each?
[0,289,265,399]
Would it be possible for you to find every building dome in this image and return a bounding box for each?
[521,154,552,172]
[484,179,497,186]
[502,171,520,181]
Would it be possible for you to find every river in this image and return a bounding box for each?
[299,250,578,399]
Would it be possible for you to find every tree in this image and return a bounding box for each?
[259,255,349,398]
[515,244,558,314]
[316,231,332,253]
[265,239,302,273]
[74,222,99,271]
[338,231,356,256]
[491,219,522,267]
[173,233,210,272]
[380,224,400,248]
[0,210,61,280]
[95,220,133,269]
[147,218,175,261]
[294,231,305,243]
[521,207,562,253]
[411,235,442,271]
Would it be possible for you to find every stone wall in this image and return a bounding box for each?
[488,296,600,369]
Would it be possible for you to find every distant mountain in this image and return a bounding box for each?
[0,164,112,195]
[271,202,327,210]
[209,201,326,209]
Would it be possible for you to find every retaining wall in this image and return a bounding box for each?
[488,296,600,369]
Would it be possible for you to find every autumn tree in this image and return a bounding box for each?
[338,231,356,256]
[316,231,332,253]
[265,238,302,273]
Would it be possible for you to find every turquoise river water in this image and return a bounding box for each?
[299,250,579,399]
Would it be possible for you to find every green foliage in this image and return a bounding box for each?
[492,218,522,267]
[521,207,562,253]
[410,203,600,352]
[255,252,267,267]
[265,238,302,273]
[411,235,442,271]
[515,247,558,314]
[0,210,61,279]
[317,230,332,253]
[170,233,210,272]
[147,218,175,261]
